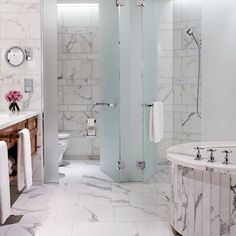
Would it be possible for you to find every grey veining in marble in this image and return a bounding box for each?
[1,160,176,236]
[170,162,236,236]
[173,0,202,145]
[57,4,100,159]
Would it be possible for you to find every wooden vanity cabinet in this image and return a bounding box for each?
[0,116,38,156]
[0,120,27,149]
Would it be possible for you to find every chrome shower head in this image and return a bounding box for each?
[186,28,201,49]
[186,28,193,36]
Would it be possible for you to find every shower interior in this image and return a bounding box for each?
[57,0,158,182]
[56,0,202,182]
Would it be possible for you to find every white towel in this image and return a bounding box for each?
[17,129,32,192]
[149,101,164,143]
[0,141,11,224]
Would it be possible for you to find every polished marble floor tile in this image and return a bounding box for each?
[1,160,176,236]
[71,222,138,236]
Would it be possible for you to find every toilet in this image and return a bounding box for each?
[58,133,70,166]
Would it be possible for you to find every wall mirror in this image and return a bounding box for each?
[5,46,25,67]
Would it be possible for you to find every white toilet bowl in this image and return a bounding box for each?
[58,141,66,165]
[58,133,70,166]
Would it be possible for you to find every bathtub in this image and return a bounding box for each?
[167,142,236,236]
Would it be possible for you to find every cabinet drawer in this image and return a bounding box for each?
[27,116,37,130]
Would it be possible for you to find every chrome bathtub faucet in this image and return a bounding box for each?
[193,147,204,160]
[207,149,217,163]
[222,150,232,165]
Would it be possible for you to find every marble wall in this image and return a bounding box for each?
[157,0,174,161]
[173,0,202,144]
[57,4,100,159]
[0,0,42,112]
[157,0,202,159]
[0,0,43,184]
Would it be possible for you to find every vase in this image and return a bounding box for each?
[9,102,20,113]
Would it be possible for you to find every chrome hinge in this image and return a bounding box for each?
[136,0,145,6]
[117,160,125,170]
[116,0,125,6]
[137,161,146,170]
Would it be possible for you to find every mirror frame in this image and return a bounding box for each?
[5,46,25,67]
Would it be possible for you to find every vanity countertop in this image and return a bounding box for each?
[0,111,41,130]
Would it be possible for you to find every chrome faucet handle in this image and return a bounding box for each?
[222,150,232,165]
[193,147,204,160]
[207,149,217,163]
[96,102,115,107]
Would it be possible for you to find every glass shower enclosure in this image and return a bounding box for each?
[100,0,158,182]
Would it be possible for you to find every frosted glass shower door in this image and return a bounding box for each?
[99,0,120,181]
[142,0,158,180]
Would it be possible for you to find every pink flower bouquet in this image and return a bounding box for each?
[4,90,23,112]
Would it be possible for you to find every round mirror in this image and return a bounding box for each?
[5,46,25,67]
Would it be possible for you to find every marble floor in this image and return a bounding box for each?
[0,160,176,236]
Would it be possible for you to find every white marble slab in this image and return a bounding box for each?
[0,110,40,130]
[169,162,236,236]
[167,142,236,174]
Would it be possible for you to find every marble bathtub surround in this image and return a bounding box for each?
[167,142,236,174]
[167,142,236,236]
[57,4,100,159]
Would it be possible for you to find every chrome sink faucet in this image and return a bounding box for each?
[222,150,232,165]
[193,147,204,160]
[207,149,217,163]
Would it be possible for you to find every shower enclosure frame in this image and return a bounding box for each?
[100,0,158,182]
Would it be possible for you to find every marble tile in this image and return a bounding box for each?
[182,84,198,105]
[158,30,173,50]
[0,12,40,39]
[157,84,173,105]
[136,221,175,236]
[72,222,138,236]
[63,60,92,80]
[2,161,174,235]
[65,137,93,157]
[158,57,173,78]
[57,5,100,158]
[63,33,92,53]
[55,205,114,223]
[92,60,100,79]
[173,30,182,50]
[63,111,91,130]
[92,33,100,53]
[114,204,168,222]
[128,191,168,206]
[36,223,73,236]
